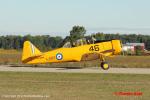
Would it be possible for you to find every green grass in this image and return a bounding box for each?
[0,72,149,100]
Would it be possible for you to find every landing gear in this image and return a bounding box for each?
[101,62,109,70]
[99,54,110,70]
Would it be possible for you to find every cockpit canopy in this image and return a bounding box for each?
[58,36,97,48]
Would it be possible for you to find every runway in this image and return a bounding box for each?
[0,65,150,74]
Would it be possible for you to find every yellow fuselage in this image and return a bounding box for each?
[23,40,122,64]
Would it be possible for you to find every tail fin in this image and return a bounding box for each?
[22,41,42,62]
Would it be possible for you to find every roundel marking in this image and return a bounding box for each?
[56,53,63,60]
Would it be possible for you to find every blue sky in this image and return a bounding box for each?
[0,0,150,36]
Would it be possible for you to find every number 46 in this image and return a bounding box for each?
[89,45,99,51]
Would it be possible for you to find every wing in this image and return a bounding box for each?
[81,49,115,61]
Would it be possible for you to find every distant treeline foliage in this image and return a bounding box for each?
[0,35,63,51]
[92,33,150,50]
[0,33,150,51]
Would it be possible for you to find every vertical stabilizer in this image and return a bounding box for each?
[22,41,41,62]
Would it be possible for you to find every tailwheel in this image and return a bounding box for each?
[101,62,109,70]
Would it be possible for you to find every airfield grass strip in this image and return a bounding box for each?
[0,72,149,100]
[0,49,150,68]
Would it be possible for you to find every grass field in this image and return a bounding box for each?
[0,49,150,68]
[0,72,149,100]
[0,49,21,64]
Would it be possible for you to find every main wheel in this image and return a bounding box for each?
[101,62,109,70]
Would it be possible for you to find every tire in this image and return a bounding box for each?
[101,62,109,70]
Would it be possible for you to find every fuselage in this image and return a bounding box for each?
[25,40,122,64]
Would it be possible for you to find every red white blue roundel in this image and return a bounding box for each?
[56,53,63,60]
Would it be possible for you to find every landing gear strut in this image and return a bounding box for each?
[99,54,110,70]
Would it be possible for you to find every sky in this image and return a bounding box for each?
[0,0,150,37]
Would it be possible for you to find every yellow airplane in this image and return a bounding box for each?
[22,39,122,70]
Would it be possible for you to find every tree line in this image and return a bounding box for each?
[1,33,150,51]
[0,35,63,51]
[91,33,150,50]
[0,26,150,51]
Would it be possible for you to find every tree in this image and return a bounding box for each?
[70,26,86,45]
[135,46,143,56]
[94,32,105,40]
